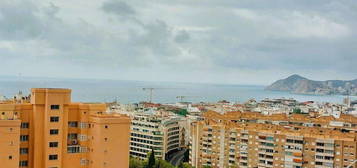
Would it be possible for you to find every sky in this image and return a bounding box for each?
[0,0,356,85]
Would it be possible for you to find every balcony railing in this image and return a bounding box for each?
[67,145,88,153]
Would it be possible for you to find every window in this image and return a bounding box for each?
[80,146,88,153]
[78,134,88,141]
[315,162,323,165]
[316,142,324,146]
[316,155,324,159]
[325,156,334,160]
[50,116,59,122]
[51,105,60,110]
[49,142,58,148]
[80,159,89,166]
[266,149,274,153]
[68,121,78,128]
[79,122,89,129]
[68,146,80,153]
[50,129,59,135]
[20,148,28,154]
[316,148,324,153]
[68,133,78,140]
[21,122,29,129]
[19,161,28,167]
[49,155,58,160]
[20,135,29,142]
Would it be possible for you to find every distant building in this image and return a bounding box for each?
[0,88,130,168]
[344,97,351,107]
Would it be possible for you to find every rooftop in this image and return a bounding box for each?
[203,110,357,124]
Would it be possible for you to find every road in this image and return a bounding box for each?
[169,149,187,166]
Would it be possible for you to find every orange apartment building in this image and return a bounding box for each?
[190,111,357,168]
[0,88,130,168]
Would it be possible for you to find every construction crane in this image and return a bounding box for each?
[142,88,158,103]
[143,87,180,103]
[176,96,199,102]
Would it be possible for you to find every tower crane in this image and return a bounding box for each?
[143,87,180,103]
[142,88,155,103]
[142,88,161,103]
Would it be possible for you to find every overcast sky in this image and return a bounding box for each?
[0,0,356,85]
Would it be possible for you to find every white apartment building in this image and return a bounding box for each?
[129,111,185,160]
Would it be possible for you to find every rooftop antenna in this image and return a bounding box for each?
[115,96,119,104]
[345,82,353,107]
[18,73,23,99]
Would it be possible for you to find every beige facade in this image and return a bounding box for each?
[0,118,20,168]
[130,112,184,160]
[190,111,357,168]
[0,88,130,168]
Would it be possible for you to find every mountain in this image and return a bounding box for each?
[266,74,357,95]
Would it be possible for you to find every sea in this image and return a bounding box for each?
[0,76,355,104]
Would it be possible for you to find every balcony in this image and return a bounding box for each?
[292,152,303,157]
[293,158,303,163]
[258,162,273,168]
[67,145,81,153]
[240,135,249,139]
[259,145,274,150]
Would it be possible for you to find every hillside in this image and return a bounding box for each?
[266,75,357,95]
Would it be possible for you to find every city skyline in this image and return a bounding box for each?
[2,1,357,168]
[1,0,356,85]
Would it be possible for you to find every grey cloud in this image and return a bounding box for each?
[99,0,195,65]
[0,1,43,40]
[139,20,178,56]
[101,0,136,17]
[160,0,357,74]
[45,3,60,18]
[174,30,190,43]
[0,0,356,84]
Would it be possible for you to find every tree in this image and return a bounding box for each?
[130,150,177,168]
[154,159,175,168]
[171,109,188,116]
[293,108,302,114]
[146,148,156,168]
[183,149,189,162]
[178,163,185,168]
[129,157,145,168]
[178,162,194,168]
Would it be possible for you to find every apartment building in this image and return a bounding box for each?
[190,111,357,168]
[0,113,20,168]
[129,111,185,160]
[0,88,130,168]
[203,111,357,131]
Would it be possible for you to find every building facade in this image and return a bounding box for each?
[190,111,357,168]
[129,111,184,160]
[0,88,130,168]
